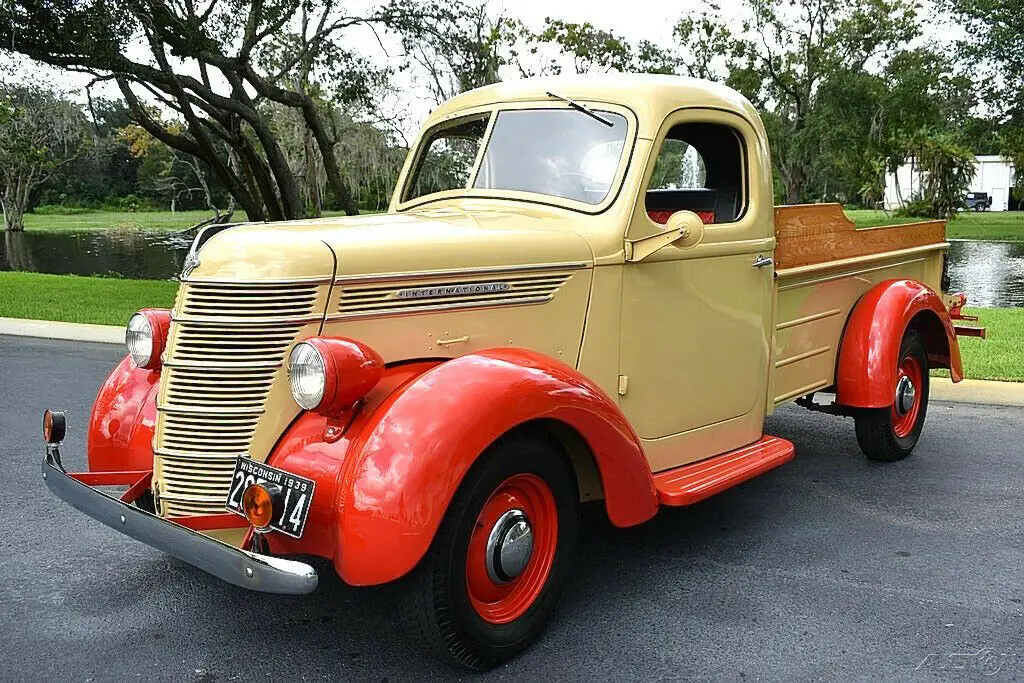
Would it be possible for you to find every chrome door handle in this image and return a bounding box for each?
[752,255,774,268]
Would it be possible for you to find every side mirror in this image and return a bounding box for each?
[625,211,705,262]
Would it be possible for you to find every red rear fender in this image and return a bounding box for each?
[836,279,962,408]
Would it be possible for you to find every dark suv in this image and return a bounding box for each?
[965,192,993,211]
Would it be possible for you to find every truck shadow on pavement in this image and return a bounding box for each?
[53,402,1014,679]
[128,410,872,673]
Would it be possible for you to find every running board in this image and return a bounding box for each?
[652,435,795,506]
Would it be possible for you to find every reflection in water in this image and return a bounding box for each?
[946,240,1024,308]
[1,230,193,280]
[2,230,1023,307]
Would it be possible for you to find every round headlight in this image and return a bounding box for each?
[125,309,171,370]
[126,313,154,367]
[289,342,326,410]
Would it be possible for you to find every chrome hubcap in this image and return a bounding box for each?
[485,509,534,583]
[896,376,916,415]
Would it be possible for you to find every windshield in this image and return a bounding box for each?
[403,107,629,207]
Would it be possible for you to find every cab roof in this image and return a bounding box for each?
[426,74,764,140]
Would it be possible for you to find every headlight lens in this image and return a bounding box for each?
[288,342,326,410]
[126,313,154,367]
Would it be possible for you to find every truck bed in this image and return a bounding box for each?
[768,203,948,410]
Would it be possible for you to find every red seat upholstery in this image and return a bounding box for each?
[647,209,715,225]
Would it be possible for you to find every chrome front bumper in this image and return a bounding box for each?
[42,449,318,595]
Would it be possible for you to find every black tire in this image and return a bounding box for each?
[397,431,580,671]
[854,329,930,462]
[134,490,156,513]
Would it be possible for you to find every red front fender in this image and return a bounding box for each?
[88,355,160,472]
[267,349,657,586]
[836,279,963,408]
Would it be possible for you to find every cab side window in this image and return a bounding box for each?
[645,122,746,225]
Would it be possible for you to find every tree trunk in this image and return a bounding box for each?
[2,182,26,232]
[784,165,804,204]
[304,128,323,217]
[3,205,25,232]
[300,101,359,215]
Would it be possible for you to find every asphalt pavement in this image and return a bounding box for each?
[2,334,1022,681]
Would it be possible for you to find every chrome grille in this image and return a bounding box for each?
[162,366,274,411]
[337,272,572,318]
[159,410,263,455]
[155,281,321,517]
[181,282,318,318]
[170,324,303,365]
[160,455,241,517]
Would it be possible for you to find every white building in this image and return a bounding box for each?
[884,155,1018,211]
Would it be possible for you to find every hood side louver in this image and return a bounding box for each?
[336,271,574,319]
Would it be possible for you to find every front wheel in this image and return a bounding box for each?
[397,432,579,670]
[854,329,930,462]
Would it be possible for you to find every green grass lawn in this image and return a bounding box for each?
[23,208,356,232]
[0,272,177,326]
[23,210,240,232]
[949,308,1024,382]
[844,209,1024,242]
[1,272,1020,382]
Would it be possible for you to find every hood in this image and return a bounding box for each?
[189,204,595,282]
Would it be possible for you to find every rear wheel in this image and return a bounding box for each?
[397,432,579,670]
[854,329,930,462]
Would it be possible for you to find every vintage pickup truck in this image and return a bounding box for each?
[42,75,983,670]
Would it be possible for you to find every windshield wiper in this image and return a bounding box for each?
[545,91,614,127]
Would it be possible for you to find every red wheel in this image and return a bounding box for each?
[465,473,558,624]
[890,355,924,439]
[397,432,579,670]
[855,329,930,461]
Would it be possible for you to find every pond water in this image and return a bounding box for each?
[2,229,194,281]
[945,240,1024,307]
[2,229,1023,307]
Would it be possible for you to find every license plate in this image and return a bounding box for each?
[225,458,316,539]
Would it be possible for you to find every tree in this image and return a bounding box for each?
[672,4,742,81]
[678,0,920,203]
[1,0,419,221]
[902,130,977,219]
[945,0,1024,192]
[120,122,229,214]
[0,85,88,231]
[532,20,679,75]
[388,1,510,105]
[329,113,407,212]
[803,48,976,206]
[37,97,142,207]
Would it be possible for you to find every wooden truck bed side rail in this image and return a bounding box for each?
[774,203,946,272]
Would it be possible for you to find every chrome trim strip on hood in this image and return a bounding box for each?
[332,261,589,285]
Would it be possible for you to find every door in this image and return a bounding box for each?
[618,110,775,471]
